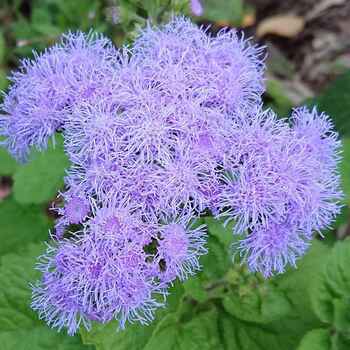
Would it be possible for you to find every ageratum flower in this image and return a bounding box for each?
[0,15,341,336]
[132,16,265,116]
[32,201,167,335]
[155,215,207,282]
[219,108,292,233]
[190,0,203,16]
[236,220,310,278]
[220,106,343,276]
[0,31,118,162]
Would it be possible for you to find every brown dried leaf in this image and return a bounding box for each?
[257,15,305,38]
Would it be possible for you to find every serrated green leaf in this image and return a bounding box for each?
[0,243,88,349]
[144,309,221,350]
[183,276,208,302]
[81,321,157,350]
[222,282,292,324]
[311,239,350,333]
[201,235,232,280]
[297,329,331,350]
[218,309,303,350]
[276,240,331,329]
[0,198,51,257]
[13,135,69,204]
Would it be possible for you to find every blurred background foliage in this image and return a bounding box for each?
[0,0,350,349]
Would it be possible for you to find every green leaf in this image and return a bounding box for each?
[183,276,208,302]
[143,309,221,350]
[0,68,8,91]
[81,321,157,350]
[0,30,5,64]
[297,329,331,350]
[341,138,350,205]
[309,70,350,136]
[204,216,234,248]
[81,282,185,350]
[276,240,331,329]
[201,235,231,280]
[13,135,69,204]
[0,327,89,350]
[0,243,88,349]
[0,198,51,257]
[222,281,292,324]
[311,239,350,333]
[218,309,301,350]
[202,0,243,25]
[0,147,17,175]
[265,79,293,117]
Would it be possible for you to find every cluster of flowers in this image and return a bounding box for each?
[0,17,342,335]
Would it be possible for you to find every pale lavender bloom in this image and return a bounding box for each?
[156,215,207,282]
[32,201,167,334]
[132,17,265,117]
[219,106,342,276]
[4,16,343,335]
[219,109,292,233]
[290,107,343,232]
[236,220,311,278]
[0,31,118,162]
[190,0,203,16]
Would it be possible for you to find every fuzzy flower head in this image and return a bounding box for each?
[236,220,311,278]
[0,31,118,162]
[32,201,167,335]
[155,215,207,282]
[219,109,292,233]
[190,0,203,16]
[132,16,265,117]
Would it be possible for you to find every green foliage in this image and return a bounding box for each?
[292,239,350,349]
[341,138,350,205]
[309,70,350,137]
[0,198,51,257]
[201,0,243,25]
[13,135,69,204]
[0,244,89,350]
[222,281,292,324]
[265,79,293,117]
[297,329,331,350]
[311,239,350,333]
[0,148,18,175]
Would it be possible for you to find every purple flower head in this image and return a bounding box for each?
[236,220,310,278]
[289,107,343,232]
[219,109,292,233]
[4,16,341,335]
[132,16,265,117]
[150,143,218,215]
[64,195,90,225]
[155,215,207,282]
[291,106,342,171]
[190,0,203,16]
[0,31,118,162]
[32,200,168,334]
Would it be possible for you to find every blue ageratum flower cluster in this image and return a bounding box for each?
[0,17,342,334]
